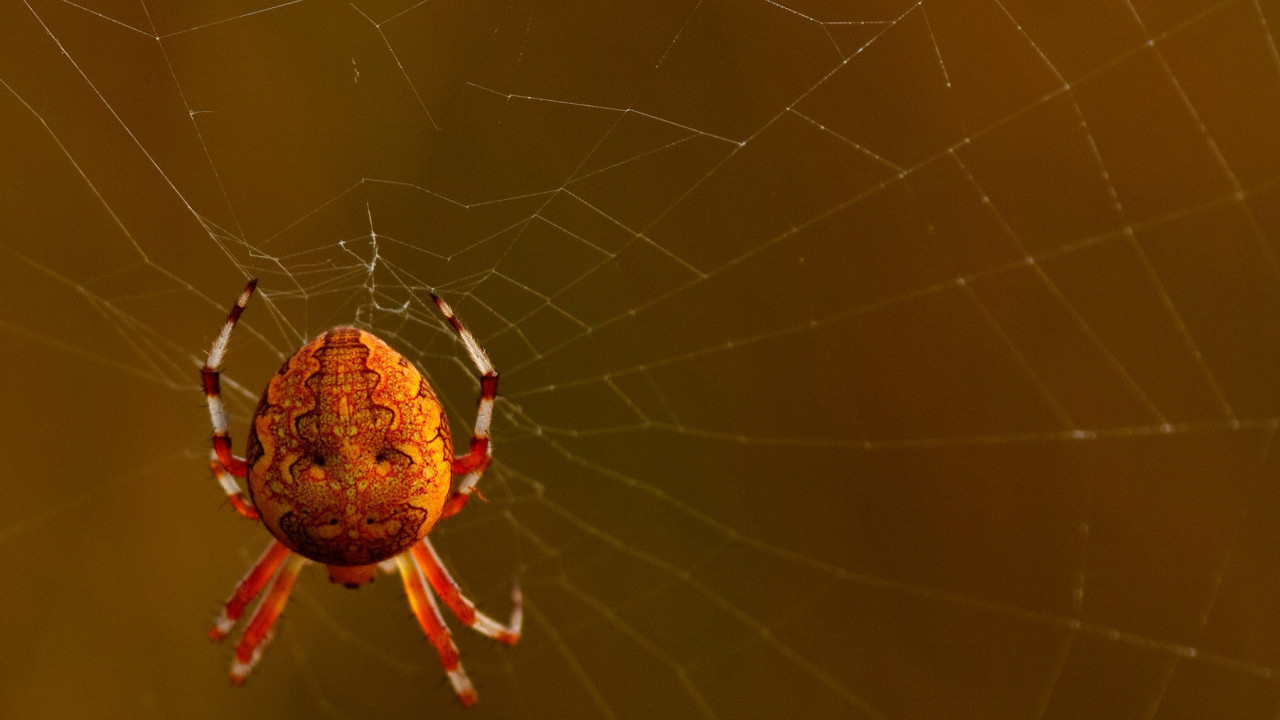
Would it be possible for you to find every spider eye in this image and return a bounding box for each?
[312,454,326,467]
[366,517,376,525]
[329,518,339,526]
[375,450,390,463]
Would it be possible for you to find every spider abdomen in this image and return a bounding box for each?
[245,327,453,567]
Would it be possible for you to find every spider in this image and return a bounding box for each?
[201,279,519,706]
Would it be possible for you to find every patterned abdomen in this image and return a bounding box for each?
[245,327,453,566]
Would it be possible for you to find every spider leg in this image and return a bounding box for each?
[229,552,307,684]
[202,279,257,494]
[411,538,521,645]
[209,539,291,641]
[209,454,259,520]
[396,552,478,706]
[430,292,496,519]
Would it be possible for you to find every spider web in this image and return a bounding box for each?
[2,0,1280,717]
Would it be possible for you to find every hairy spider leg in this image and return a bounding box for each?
[202,278,259,517]
[411,538,522,645]
[209,539,291,641]
[396,553,478,706]
[230,552,307,684]
[430,292,497,519]
[209,456,260,520]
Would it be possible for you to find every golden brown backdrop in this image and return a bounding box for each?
[2,1,1280,718]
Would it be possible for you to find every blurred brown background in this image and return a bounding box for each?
[3,0,1280,718]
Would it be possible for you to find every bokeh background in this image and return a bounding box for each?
[3,1,1280,718]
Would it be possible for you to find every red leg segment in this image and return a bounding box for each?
[396,553,478,706]
[430,292,497,519]
[202,279,258,507]
[209,456,259,520]
[230,552,306,684]
[210,539,290,641]
[411,539,521,645]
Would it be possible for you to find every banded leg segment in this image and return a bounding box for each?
[396,553,478,706]
[430,292,497,519]
[209,455,259,520]
[210,539,290,641]
[202,279,258,502]
[411,539,522,645]
[230,552,307,684]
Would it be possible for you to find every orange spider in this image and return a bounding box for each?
[201,280,519,705]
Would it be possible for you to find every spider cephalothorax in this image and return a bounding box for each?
[201,280,518,705]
